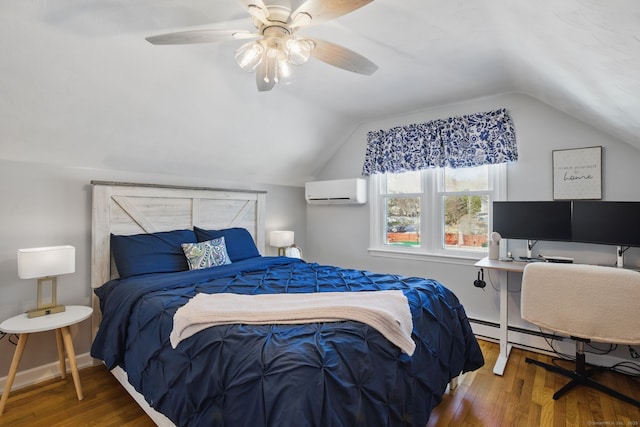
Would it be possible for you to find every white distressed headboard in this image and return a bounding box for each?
[90,181,266,337]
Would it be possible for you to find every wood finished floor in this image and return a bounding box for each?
[0,339,638,426]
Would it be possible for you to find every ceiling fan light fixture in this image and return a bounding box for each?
[276,58,294,84]
[255,47,294,87]
[235,41,265,72]
[285,36,315,65]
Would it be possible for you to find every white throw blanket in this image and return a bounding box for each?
[170,290,416,355]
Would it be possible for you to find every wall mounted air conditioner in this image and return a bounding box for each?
[305,178,367,205]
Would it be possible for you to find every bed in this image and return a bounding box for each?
[89,181,484,427]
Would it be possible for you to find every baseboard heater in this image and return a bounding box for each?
[468,317,563,341]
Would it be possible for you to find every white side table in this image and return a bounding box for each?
[0,305,92,415]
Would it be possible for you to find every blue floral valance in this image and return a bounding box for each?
[362,108,518,175]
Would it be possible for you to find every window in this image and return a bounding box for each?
[369,164,506,258]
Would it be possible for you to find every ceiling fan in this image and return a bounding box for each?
[146,0,378,92]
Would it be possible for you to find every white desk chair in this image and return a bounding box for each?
[521,262,640,408]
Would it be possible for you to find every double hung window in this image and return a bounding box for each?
[369,164,506,258]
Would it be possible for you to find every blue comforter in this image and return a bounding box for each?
[91,257,483,427]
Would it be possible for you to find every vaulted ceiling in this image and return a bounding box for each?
[1,0,639,186]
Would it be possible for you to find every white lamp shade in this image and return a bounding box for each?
[270,231,294,247]
[17,245,75,279]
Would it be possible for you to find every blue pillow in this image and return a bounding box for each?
[194,227,261,262]
[111,229,198,278]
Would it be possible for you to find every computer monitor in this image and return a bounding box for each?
[492,201,572,242]
[571,201,640,247]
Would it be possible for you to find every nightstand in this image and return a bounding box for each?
[0,305,92,415]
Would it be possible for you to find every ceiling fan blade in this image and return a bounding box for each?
[236,0,270,24]
[236,0,268,13]
[291,0,374,27]
[146,29,257,45]
[309,38,378,75]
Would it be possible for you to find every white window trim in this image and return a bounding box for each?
[368,164,507,262]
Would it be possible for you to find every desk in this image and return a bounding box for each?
[0,305,92,415]
[475,257,526,375]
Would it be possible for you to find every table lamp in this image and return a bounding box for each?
[269,231,294,256]
[17,245,75,318]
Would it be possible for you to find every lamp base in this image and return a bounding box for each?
[27,304,65,318]
[28,276,65,318]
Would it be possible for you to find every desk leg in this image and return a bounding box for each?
[0,333,29,415]
[493,270,512,376]
[60,326,83,401]
[55,329,66,380]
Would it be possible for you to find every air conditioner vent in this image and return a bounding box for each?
[305,179,366,205]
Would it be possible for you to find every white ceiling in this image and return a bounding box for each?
[1,0,639,186]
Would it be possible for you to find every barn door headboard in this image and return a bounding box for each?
[90,181,266,336]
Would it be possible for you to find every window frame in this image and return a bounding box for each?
[368,163,507,261]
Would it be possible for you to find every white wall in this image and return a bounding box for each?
[307,92,640,362]
[0,160,306,384]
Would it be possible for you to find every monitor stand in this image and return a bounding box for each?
[517,240,538,262]
[527,240,534,259]
[617,246,624,268]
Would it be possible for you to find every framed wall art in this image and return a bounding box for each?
[552,146,602,200]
